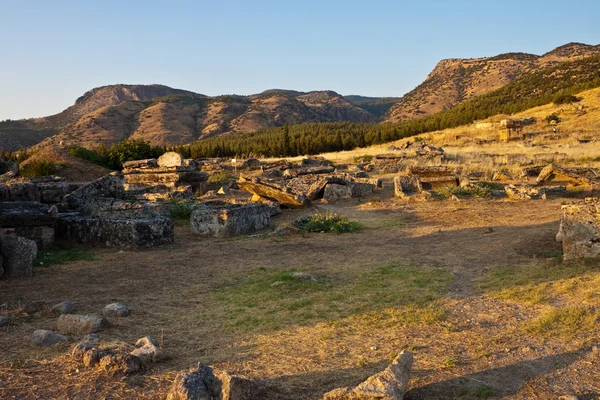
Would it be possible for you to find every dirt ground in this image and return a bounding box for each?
[1,181,599,399]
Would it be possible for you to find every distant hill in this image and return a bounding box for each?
[384,42,600,122]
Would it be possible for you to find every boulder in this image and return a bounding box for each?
[31,329,69,347]
[283,165,335,178]
[241,158,261,170]
[102,303,130,317]
[323,351,413,400]
[51,301,73,315]
[98,352,142,374]
[0,235,37,277]
[238,176,308,208]
[56,314,109,335]
[537,164,593,185]
[158,152,185,168]
[65,174,125,210]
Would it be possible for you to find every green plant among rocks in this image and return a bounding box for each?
[294,213,363,234]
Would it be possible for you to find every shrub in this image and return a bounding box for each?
[553,93,581,104]
[106,140,164,170]
[433,185,491,199]
[544,113,561,124]
[168,201,195,221]
[207,172,238,185]
[67,146,108,167]
[20,161,64,178]
[294,213,363,234]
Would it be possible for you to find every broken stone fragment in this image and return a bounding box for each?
[0,235,37,277]
[57,314,109,335]
[130,336,166,365]
[158,152,185,168]
[323,350,414,400]
[31,329,69,347]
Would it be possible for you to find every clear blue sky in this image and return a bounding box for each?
[1,0,598,121]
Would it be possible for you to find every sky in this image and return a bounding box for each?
[1,0,599,121]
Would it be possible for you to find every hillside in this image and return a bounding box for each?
[385,42,600,122]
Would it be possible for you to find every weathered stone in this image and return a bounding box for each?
[323,350,413,400]
[8,183,41,202]
[51,301,73,315]
[537,164,593,185]
[241,158,261,170]
[130,336,166,365]
[558,200,600,261]
[323,184,352,203]
[491,169,512,181]
[31,329,69,347]
[420,175,459,189]
[0,235,37,277]
[123,171,207,185]
[408,165,453,177]
[158,152,185,168]
[348,181,375,197]
[76,198,169,219]
[250,196,281,216]
[286,175,332,200]
[102,303,130,317]
[283,166,335,178]
[18,300,43,314]
[505,184,566,200]
[290,272,316,281]
[0,316,9,327]
[122,159,158,169]
[301,156,330,167]
[0,201,56,228]
[190,202,271,237]
[394,175,422,198]
[71,342,97,361]
[238,176,308,208]
[65,174,125,210]
[3,225,55,249]
[214,370,266,400]
[0,159,19,177]
[167,363,218,400]
[98,352,142,374]
[521,166,545,179]
[56,314,109,335]
[56,215,174,248]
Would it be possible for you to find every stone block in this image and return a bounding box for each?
[190,202,271,237]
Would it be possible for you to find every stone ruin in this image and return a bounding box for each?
[57,173,174,249]
[122,152,208,201]
[394,166,458,198]
[190,200,272,238]
[556,198,600,261]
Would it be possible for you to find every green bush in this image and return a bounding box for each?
[168,201,195,221]
[67,145,108,167]
[544,113,561,124]
[553,93,581,104]
[106,140,164,170]
[20,161,63,178]
[207,172,238,185]
[294,213,363,234]
[433,185,491,199]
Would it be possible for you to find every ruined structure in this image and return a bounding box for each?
[57,174,174,248]
[122,153,208,201]
[499,117,535,142]
[394,166,458,198]
[556,198,600,261]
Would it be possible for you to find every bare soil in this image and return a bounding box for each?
[1,182,599,399]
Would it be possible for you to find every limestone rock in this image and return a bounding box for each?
[158,152,185,168]
[51,301,73,315]
[0,201,56,228]
[215,369,266,400]
[167,363,218,400]
[31,329,69,347]
[283,165,335,178]
[290,272,316,281]
[71,342,97,361]
[98,352,142,374]
[57,314,109,335]
[394,175,422,198]
[559,200,600,261]
[190,202,271,238]
[130,336,166,365]
[0,235,37,277]
[238,176,308,208]
[102,303,130,317]
[323,350,413,400]
[122,159,158,169]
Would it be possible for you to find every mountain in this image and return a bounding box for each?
[384,42,600,122]
[18,89,381,150]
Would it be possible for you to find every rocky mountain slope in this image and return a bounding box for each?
[28,89,381,149]
[384,42,600,122]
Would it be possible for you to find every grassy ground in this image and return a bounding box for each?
[2,181,600,399]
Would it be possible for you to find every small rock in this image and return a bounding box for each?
[57,314,109,335]
[217,186,229,195]
[370,345,379,351]
[31,329,69,347]
[130,336,166,365]
[451,194,461,202]
[290,272,317,282]
[102,303,130,317]
[0,316,9,327]
[51,301,73,315]
[167,363,217,400]
[71,342,97,361]
[98,352,142,374]
[18,300,43,314]
[270,281,284,288]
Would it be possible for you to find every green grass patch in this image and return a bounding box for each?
[433,185,491,199]
[473,385,495,398]
[36,245,98,267]
[523,305,600,339]
[21,161,66,178]
[207,172,238,186]
[194,262,452,333]
[295,213,363,234]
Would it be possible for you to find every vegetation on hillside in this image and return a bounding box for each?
[171,55,600,158]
